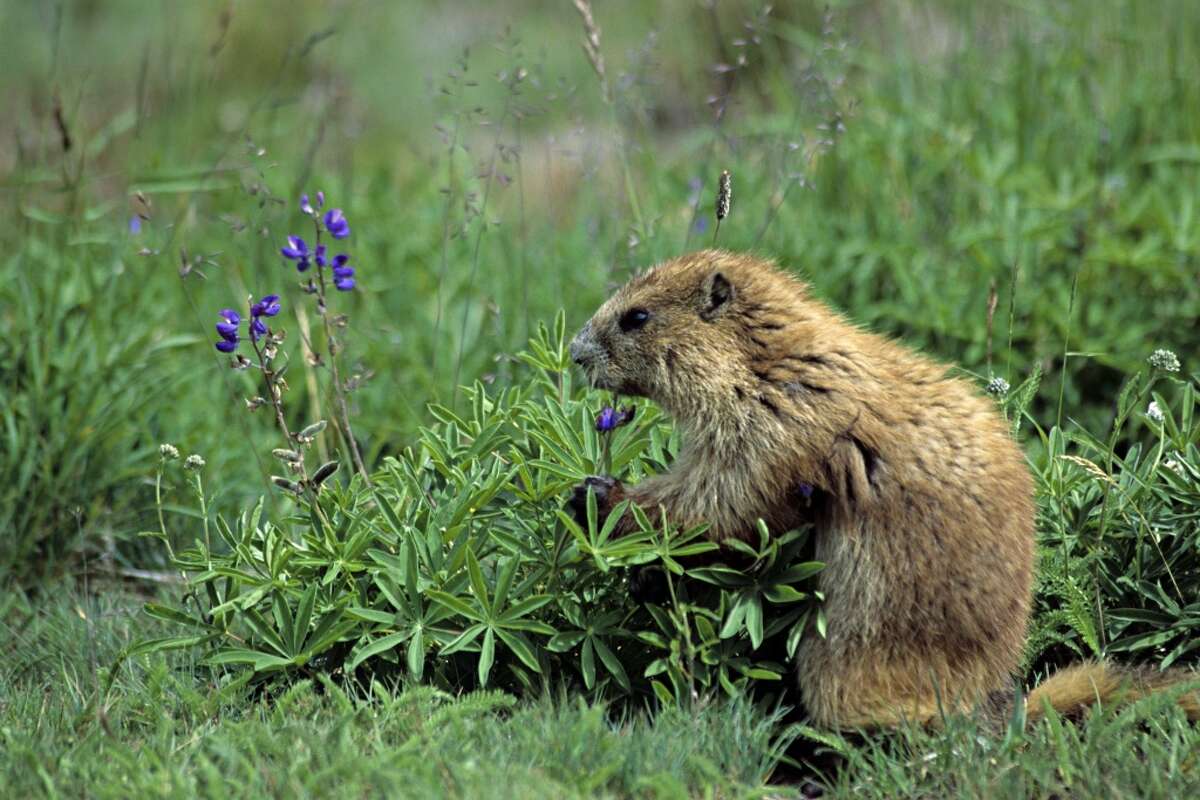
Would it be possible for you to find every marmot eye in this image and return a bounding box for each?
[619,308,651,333]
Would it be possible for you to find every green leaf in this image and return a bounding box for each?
[720,595,749,639]
[580,638,596,689]
[346,606,397,625]
[466,548,492,617]
[408,626,426,680]
[205,648,293,672]
[143,603,213,630]
[478,627,496,686]
[243,609,289,657]
[493,556,517,613]
[592,637,630,692]
[745,596,764,648]
[495,628,542,674]
[348,630,413,671]
[547,631,586,652]
[441,623,485,655]
[426,590,483,622]
[125,634,215,660]
[293,583,317,653]
[763,585,808,604]
[498,594,554,623]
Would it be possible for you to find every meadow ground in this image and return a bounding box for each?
[2,1,1199,797]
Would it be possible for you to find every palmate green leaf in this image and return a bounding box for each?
[408,626,426,679]
[375,572,408,615]
[720,595,749,640]
[1106,627,1182,653]
[776,562,824,583]
[439,623,484,652]
[498,593,554,623]
[273,592,295,649]
[495,628,542,674]
[205,648,294,672]
[479,627,496,686]
[125,634,217,660]
[493,556,517,612]
[547,631,586,652]
[763,585,808,603]
[1162,635,1200,669]
[143,603,214,630]
[581,637,596,689]
[786,611,811,658]
[426,590,482,622]
[466,548,492,616]
[347,606,396,625]
[745,596,764,648]
[292,583,317,655]
[308,613,357,657]
[592,637,630,692]
[348,630,413,671]
[244,609,290,657]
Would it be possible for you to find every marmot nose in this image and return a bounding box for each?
[570,325,594,366]
[569,339,588,366]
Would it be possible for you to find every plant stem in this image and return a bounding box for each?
[193,472,211,570]
[311,218,371,485]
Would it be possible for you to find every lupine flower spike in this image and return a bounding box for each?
[280,236,312,271]
[323,208,350,239]
[283,192,358,290]
[249,293,281,342]
[215,309,241,352]
[214,295,281,352]
[332,254,356,291]
[596,406,635,432]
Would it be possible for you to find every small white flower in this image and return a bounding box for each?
[1146,401,1164,423]
[184,454,206,471]
[1148,349,1180,373]
[159,443,180,460]
[986,377,1010,397]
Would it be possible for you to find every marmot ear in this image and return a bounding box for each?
[700,271,734,321]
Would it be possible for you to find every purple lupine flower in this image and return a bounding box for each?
[323,208,350,239]
[129,215,142,234]
[215,309,241,353]
[331,253,355,291]
[248,293,281,343]
[595,406,635,432]
[250,294,281,318]
[314,243,328,268]
[281,235,312,271]
[300,191,325,216]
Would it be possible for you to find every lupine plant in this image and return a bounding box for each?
[281,191,369,482]
[133,314,825,708]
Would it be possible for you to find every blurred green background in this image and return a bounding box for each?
[2,0,1198,580]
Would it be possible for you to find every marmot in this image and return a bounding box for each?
[568,249,1198,728]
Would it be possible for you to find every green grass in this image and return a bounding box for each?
[2,0,1199,796]
[0,587,796,799]
[4,587,1198,798]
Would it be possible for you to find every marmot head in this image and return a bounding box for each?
[570,250,811,421]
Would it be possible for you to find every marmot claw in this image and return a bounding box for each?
[569,475,618,526]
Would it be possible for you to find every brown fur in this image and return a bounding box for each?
[569,249,1198,728]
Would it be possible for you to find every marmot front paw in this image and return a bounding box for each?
[569,475,620,527]
[628,564,670,605]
